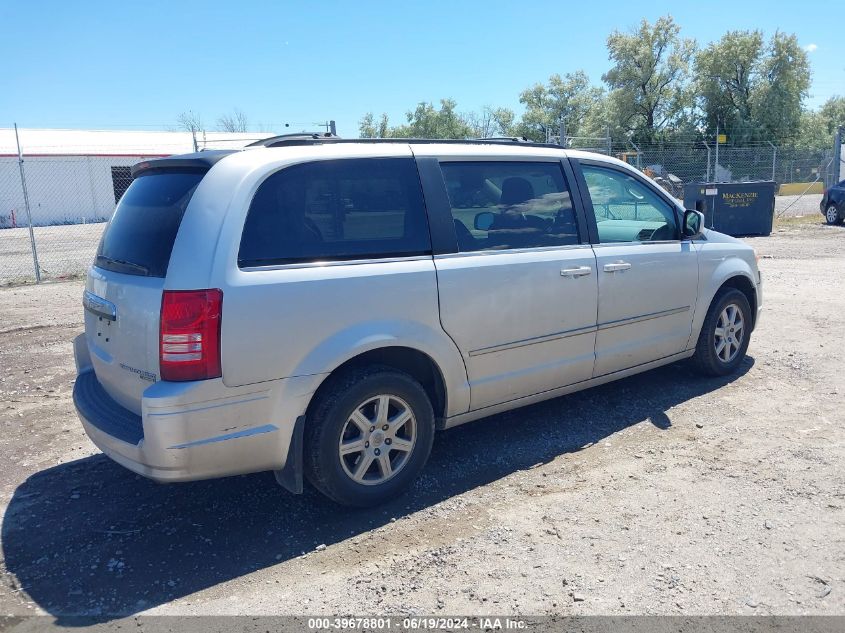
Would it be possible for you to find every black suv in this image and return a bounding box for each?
[821,180,845,225]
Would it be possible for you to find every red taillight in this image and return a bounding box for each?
[159,289,222,381]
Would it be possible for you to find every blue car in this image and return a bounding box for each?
[821,179,845,225]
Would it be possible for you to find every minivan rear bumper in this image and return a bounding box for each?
[72,334,319,483]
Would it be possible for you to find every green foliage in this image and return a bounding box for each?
[359,100,516,140]
[358,112,391,138]
[695,30,763,142]
[754,33,811,142]
[602,16,696,142]
[797,97,845,148]
[820,96,845,133]
[695,30,811,144]
[514,71,607,142]
[393,99,472,138]
[463,106,517,138]
[356,19,832,150]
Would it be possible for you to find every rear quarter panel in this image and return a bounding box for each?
[169,146,470,417]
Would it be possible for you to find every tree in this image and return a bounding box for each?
[754,33,811,142]
[358,99,497,139]
[176,110,205,134]
[796,96,845,149]
[820,96,845,133]
[514,71,607,142]
[395,99,475,138]
[463,106,516,138]
[217,108,249,132]
[695,30,763,142]
[359,112,391,138]
[695,31,810,144]
[602,15,696,142]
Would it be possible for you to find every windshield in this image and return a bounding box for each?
[95,170,204,277]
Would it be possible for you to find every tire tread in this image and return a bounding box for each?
[303,365,434,506]
[691,288,751,377]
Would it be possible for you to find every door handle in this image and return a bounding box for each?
[603,261,631,273]
[560,266,592,278]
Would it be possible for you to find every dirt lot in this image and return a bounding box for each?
[0,217,843,621]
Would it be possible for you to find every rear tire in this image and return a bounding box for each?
[691,288,752,377]
[303,365,435,507]
[825,204,843,225]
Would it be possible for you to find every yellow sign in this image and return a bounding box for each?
[717,134,727,144]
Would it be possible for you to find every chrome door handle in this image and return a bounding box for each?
[560,266,592,278]
[603,261,631,273]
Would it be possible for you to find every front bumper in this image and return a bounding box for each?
[73,334,319,483]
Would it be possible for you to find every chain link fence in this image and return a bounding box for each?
[563,137,834,196]
[0,155,151,284]
[0,135,837,285]
[0,130,275,285]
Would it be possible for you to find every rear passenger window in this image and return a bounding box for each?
[440,161,579,252]
[238,158,431,267]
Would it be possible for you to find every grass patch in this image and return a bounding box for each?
[774,214,823,228]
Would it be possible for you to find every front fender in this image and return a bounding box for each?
[290,319,471,417]
[688,245,759,348]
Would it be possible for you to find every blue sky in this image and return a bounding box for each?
[2,0,841,135]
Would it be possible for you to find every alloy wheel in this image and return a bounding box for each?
[338,394,417,486]
[714,303,745,363]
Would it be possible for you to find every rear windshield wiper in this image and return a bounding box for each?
[96,255,150,275]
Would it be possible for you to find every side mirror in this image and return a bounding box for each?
[682,209,704,239]
[474,211,495,231]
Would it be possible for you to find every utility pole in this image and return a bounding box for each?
[14,123,41,283]
[714,123,720,181]
[559,117,566,147]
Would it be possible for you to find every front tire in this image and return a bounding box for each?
[304,366,435,507]
[825,204,843,225]
[691,288,752,377]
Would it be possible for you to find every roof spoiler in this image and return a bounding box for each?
[131,150,236,178]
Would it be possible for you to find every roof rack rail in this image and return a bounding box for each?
[470,136,532,143]
[248,136,564,150]
[247,132,341,148]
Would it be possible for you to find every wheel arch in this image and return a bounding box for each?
[277,338,463,496]
[288,318,471,420]
[716,275,757,330]
[307,345,450,424]
[689,259,759,349]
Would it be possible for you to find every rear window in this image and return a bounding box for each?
[238,158,431,267]
[96,170,204,277]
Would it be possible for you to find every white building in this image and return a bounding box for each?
[0,128,274,227]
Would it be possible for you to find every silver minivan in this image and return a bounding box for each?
[73,136,762,506]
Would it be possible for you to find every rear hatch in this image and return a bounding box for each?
[84,165,209,414]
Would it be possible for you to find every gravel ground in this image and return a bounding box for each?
[0,223,105,284]
[0,217,843,622]
[775,193,824,219]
